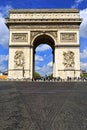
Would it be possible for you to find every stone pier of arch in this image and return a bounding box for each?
[6,9,82,80]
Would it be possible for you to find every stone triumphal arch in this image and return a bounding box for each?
[6,9,82,79]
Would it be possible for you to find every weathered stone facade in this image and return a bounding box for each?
[6,9,82,79]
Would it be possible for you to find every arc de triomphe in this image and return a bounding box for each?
[6,9,82,79]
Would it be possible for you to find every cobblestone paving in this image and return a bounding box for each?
[0,81,87,130]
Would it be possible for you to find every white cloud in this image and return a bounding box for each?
[0,5,12,72]
[0,5,12,47]
[0,15,9,47]
[80,48,87,58]
[35,61,53,76]
[80,62,87,71]
[0,55,8,64]
[0,55,8,72]
[80,47,87,72]
[35,55,44,61]
[0,65,8,73]
[72,0,84,8]
[35,66,42,71]
[72,2,87,39]
[80,8,87,38]
[47,61,53,67]
[36,44,51,52]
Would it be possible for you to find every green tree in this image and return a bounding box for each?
[48,73,53,79]
[34,72,41,79]
[80,73,87,78]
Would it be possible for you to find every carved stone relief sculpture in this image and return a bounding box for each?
[60,33,77,42]
[30,31,57,42]
[14,51,24,67]
[12,33,28,42]
[63,51,75,69]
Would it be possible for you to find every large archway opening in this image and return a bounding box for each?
[33,34,55,78]
[35,44,53,77]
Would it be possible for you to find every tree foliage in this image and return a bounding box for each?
[80,73,87,78]
[48,73,53,79]
[34,72,41,79]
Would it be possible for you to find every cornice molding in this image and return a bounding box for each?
[6,18,82,23]
[6,18,82,27]
[10,9,79,13]
[9,44,80,48]
[58,69,80,71]
[55,45,80,47]
[9,45,33,48]
[9,25,80,29]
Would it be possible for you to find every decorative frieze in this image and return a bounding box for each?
[63,51,75,69]
[60,33,77,42]
[9,12,79,19]
[10,25,80,30]
[14,51,24,67]
[12,33,28,42]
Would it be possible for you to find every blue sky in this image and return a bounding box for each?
[0,0,87,76]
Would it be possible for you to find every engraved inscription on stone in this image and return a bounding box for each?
[12,33,28,42]
[60,33,77,42]
[63,51,75,69]
[14,51,24,67]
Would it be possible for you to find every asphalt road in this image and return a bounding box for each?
[0,81,87,130]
